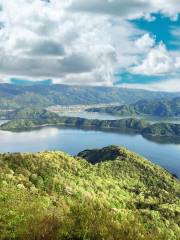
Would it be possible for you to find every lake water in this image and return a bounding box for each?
[57,111,180,123]
[0,123,179,178]
[57,111,122,120]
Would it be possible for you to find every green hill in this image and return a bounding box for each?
[0,146,180,240]
[87,97,180,117]
[0,83,179,109]
[142,122,180,137]
[4,107,60,120]
[1,109,179,138]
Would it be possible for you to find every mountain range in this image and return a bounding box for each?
[0,83,180,109]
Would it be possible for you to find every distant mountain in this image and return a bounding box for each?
[0,146,179,239]
[88,97,180,117]
[0,83,180,109]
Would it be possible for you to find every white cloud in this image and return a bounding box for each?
[135,34,155,51]
[175,57,180,68]
[69,0,153,19]
[152,0,180,20]
[69,0,180,20]
[130,44,177,76]
[0,0,147,85]
[118,78,180,92]
[0,0,180,89]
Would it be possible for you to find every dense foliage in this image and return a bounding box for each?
[0,146,179,240]
[142,123,180,137]
[3,107,60,120]
[1,108,179,137]
[0,83,180,109]
[87,97,180,117]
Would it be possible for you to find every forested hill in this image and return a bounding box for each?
[1,107,59,120]
[87,97,180,117]
[0,83,180,109]
[1,108,180,138]
[0,146,179,239]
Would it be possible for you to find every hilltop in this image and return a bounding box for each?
[0,146,180,240]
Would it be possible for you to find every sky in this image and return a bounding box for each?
[0,0,180,91]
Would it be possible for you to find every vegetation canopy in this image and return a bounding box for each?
[0,146,180,240]
[1,108,180,138]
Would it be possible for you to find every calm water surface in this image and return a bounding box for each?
[57,111,122,120]
[57,111,180,123]
[0,123,179,178]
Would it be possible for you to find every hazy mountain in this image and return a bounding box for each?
[0,83,180,109]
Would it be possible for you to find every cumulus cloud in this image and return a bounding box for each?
[130,44,179,76]
[152,0,180,19]
[26,40,65,57]
[0,0,145,84]
[135,34,155,51]
[0,0,180,89]
[69,0,180,20]
[0,53,96,78]
[119,78,180,92]
[69,0,152,19]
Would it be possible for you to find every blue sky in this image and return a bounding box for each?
[114,13,180,89]
[132,13,180,50]
[0,0,180,91]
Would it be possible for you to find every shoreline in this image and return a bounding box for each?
[1,122,180,143]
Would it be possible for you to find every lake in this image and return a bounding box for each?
[0,124,180,178]
[57,111,122,120]
[57,111,180,123]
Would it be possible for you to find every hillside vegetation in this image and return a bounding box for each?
[87,97,180,117]
[0,146,180,240]
[0,83,180,109]
[3,107,59,120]
[1,108,180,138]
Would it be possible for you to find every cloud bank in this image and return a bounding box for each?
[0,0,180,90]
